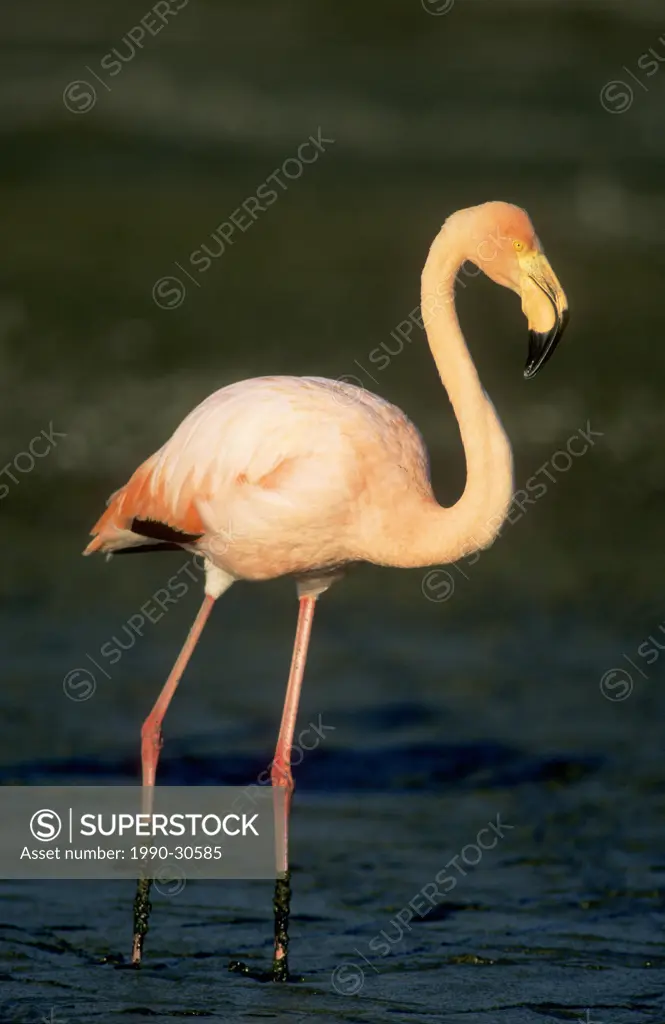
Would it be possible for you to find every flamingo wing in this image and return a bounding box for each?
[84,375,432,576]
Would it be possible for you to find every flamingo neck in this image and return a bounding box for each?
[409,224,514,566]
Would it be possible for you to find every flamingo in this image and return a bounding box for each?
[84,201,568,980]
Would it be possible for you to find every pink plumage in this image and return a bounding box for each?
[84,202,569,978]
[85,375,433,582]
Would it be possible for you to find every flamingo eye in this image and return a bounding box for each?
[513,240,525,252]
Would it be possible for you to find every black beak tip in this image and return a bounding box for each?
[524,308,569,380]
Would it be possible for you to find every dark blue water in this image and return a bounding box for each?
[1,600,664,1023]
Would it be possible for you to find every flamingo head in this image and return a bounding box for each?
[454,201,569,378]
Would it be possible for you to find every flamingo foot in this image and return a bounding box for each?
[131,876,153,965]
[227,871,296,983]
[272,871,291,982]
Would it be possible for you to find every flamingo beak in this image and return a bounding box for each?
[520,251,569,379]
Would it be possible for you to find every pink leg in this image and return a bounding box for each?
[131,594,215,965]
[139,594,215,791]
[270,595,317,981]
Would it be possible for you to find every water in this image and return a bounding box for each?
[1,1,665,1020]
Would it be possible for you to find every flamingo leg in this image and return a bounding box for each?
[270,594,317,981]
[131,593,216,965]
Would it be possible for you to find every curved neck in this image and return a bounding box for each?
[409,225,514,565]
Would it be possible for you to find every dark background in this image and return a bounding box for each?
[1,2,664,1022]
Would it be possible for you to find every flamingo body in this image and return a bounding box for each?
[85,375,433,582]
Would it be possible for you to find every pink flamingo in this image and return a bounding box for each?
[84,201,568,979]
